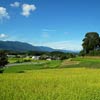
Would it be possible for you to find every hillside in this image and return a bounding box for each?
[0,41,54,52]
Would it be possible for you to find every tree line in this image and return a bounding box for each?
[80,32,100,56]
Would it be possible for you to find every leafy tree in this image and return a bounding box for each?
[82,32,100,54]
[66,53,76,58]
[50,51,67,60]
[79,50,85,57]
[0,50,8,68]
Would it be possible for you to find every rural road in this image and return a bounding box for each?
[6,62,44,67]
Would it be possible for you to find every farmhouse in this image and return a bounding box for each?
[32,56,40,60]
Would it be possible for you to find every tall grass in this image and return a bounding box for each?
[0,68,100,100]
[1,57,100,100]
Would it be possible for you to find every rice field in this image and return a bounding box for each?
[1,68,100,100]
[1,57,100,100]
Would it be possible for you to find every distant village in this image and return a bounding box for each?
[7,51,76,62]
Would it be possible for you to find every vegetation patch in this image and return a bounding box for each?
[1,68,100,100]
[62,57,100,69]
[60,59,80,68]
[4,60,62,73]
[17,70,25,73]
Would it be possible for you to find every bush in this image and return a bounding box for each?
[17,71,25,73]
[15,60,22,63]
[0,50,8,68]
[23,59,31,62]
[0,69,4,73]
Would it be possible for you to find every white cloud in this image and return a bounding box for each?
[21,4,36,17]
[0,7,10,20]
[35,41,82,51]
[0,34,8,38]
[10,2,20,7]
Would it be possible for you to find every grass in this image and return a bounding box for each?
[72,56,100,62]
[4,60,62,73]
[1,68,100,100]
[8,58,24,63]
[61,57,100,69]
[1,57,100,100]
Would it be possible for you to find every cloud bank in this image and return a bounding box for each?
[0,7,10,21]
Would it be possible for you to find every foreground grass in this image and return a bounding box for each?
[1,57,100,100]
[1,68,100,100]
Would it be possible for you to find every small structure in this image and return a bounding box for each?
[25,56,30,59]
[7,55,16,58]
[46,58,52,61]
[32,56,40,60]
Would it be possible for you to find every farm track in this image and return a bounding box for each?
[6,62,45,67]
[61,59,80,67]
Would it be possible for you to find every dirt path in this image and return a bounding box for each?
[6,62,45,67]
[61,59,80,67]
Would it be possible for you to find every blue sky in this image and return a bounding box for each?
[0,0,100,51]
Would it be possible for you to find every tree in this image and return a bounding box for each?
[82,32,100,54]
[0,50,8,68]
[50,51,68,60]
[79,50,85,57]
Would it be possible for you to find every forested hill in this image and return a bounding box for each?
[0,41,54,52]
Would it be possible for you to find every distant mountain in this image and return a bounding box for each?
[36,46,54,52]
[0,41,38,52]
[0,41,55,52]
[0,41,78,53]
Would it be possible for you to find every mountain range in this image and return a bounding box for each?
[0,41,78,53]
